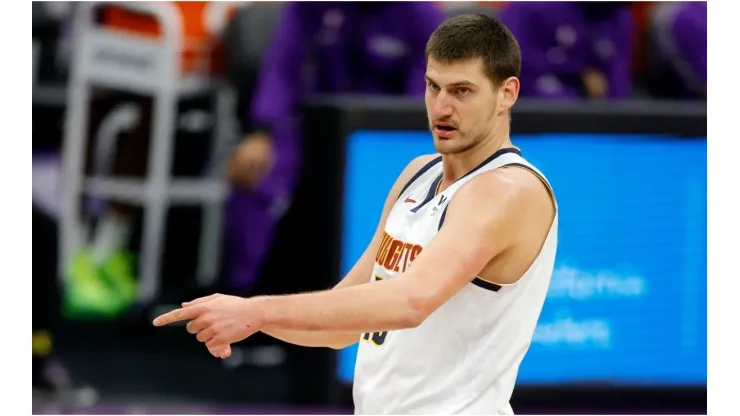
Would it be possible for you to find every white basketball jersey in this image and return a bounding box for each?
[353,148,558,415]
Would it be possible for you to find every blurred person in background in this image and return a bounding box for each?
[498,1,634,100]
[225,1,446,295]
[646,2,706,100]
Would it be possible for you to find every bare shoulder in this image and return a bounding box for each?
[441,165,555,284]
[391,154,442,193]
[380,153,443,220]
[402,154,441,178]
[451,165,555,221]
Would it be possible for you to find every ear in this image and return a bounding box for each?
[498,76,520,114]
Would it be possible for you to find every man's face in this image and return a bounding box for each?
[424,57,500,155]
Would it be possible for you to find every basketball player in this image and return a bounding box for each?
[154,14,557,414]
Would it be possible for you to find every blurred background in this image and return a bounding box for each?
[32,1,706,414]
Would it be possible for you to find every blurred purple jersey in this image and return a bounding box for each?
[651,2,706,98]
[499,2,634,99]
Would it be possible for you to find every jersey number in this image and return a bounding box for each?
[362,331,388,346]
[361,275,388,346]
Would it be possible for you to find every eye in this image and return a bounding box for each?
[457,87,471,95]
[427,82,440,91]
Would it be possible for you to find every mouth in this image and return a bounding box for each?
[433,124,458,138]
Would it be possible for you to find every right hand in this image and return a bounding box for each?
[227,132,275,189]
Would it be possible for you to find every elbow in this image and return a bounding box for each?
[403,293,436,329]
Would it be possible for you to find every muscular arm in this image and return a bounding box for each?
[256,167,555,334]
[260,154,440,349]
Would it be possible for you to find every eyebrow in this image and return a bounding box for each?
[424,75,476,88]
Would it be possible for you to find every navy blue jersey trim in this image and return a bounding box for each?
[397,156,443,200]
[438,205,449,230]
[472,277,503,292]
[455,147,521,185]
[410,174,443,213]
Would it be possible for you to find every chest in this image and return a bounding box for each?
[372,180,452,279]
[388,190,449,240]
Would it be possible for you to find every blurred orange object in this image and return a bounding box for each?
[102,1,242,76]
[629,1,656,76]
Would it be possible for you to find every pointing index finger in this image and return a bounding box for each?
[153,305,204,326]
[182,293,220,307]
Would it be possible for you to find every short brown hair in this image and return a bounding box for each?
[425,14,521,88]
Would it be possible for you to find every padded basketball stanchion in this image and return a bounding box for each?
[197,83,237,289]
[60,2,231,305]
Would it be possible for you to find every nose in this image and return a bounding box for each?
[431,91,454,120]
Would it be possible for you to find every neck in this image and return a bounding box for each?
[440,121,513,186]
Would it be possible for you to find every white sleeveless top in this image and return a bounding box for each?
[353,148,558,415]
